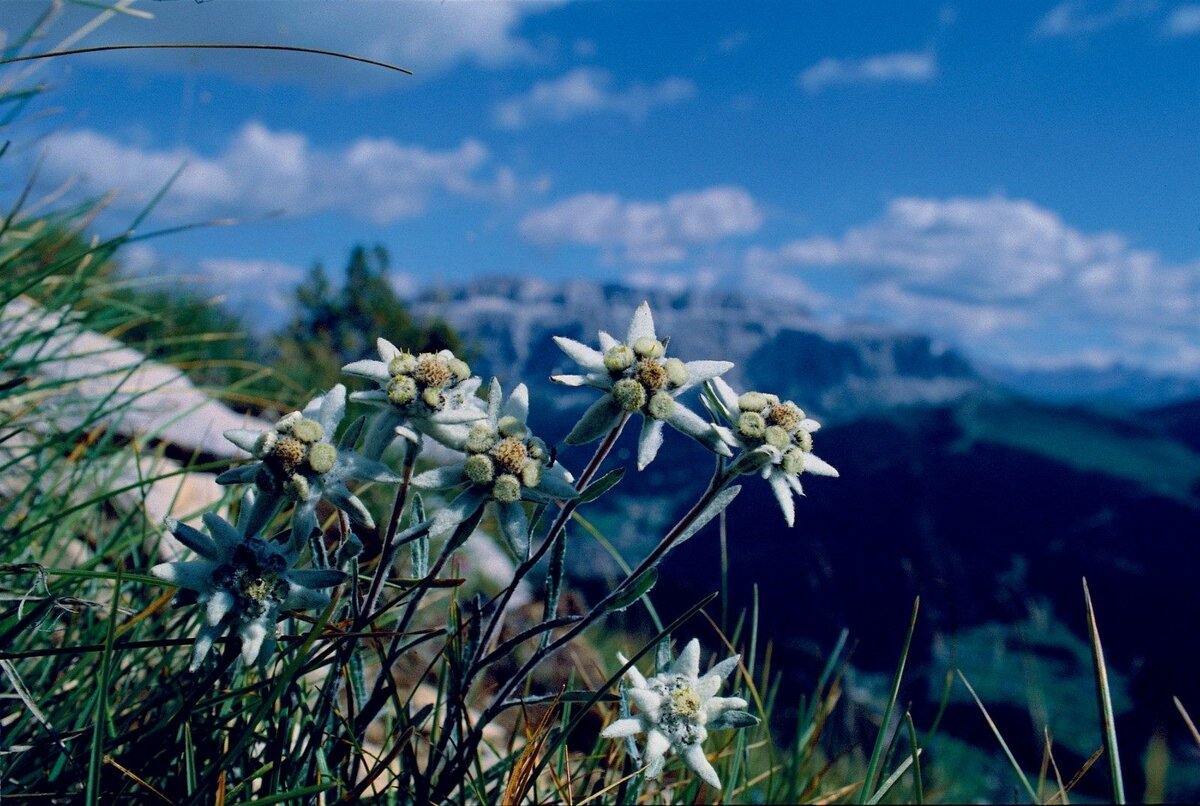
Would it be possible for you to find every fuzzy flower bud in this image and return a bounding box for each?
[613,378,647,412]
[421,387,444,409]
[389,353,418,376]
[492,473,522,503]
[413,353,451,388]
[737,392,768,413]
[737,411,766,439]
[448,358,471,381]
[782,448,806,475]
[646,391,676,420]
[769,401,805,433]
[520,460,542,489]
[253,431,277,458]
[491,437,529,474]
[527,437,547,461]
[636,359,668,390]
[465,454,495,485]
[387,375,417,406]
[498,415,527,439]
[632,336,665,359]
[465,423,498,454]
[795,429,814,453]
[291,418,324,444]
[307,442,337,474]
[284,474,310,501]
[764,425,790,449]
[663,357,688,387]
[604,344,636,373]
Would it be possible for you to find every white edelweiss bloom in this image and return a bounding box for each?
[218,385,403,543]
[704,377,838,527]
[600,638,758,790]
[149,493,346,671]
[409,378,578,556]
[343,340,486,457]
[552,301,733,470]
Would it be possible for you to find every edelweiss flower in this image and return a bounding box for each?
[150,497,346,670]
[601,638,758,789]
[705,377,838,526]
[552,301,733,470]
[342,341,486,457]
[410,379,577,555]
[218,385,402,542]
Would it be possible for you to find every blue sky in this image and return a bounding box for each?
[3,0,1200,374]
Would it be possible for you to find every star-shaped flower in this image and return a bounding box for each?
[705,377,838,526]
[600,638,758,790]
[552,301,733,470]
[149,496,346,670]
[410,379,577,556]
[218,385,402,542]
[342,341,486,457]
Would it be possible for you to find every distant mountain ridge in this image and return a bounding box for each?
[412,277,983,421]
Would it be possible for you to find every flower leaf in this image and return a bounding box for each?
[577,467,624,504]
[607,567,659,613]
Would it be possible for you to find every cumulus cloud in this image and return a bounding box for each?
[39,122,519,224]
[9,1,562,87]
[797,51,936,94]
[748,195,1200,371]
[1033,0,1156,38]
[493,67,696,129]
[519,186,763,263]
[1163,3,1200,35]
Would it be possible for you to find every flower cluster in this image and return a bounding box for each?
[219,385,402,542]
[412,380,577,555]
[150,498,345,670]
[344,342,485,456]
[552,302,733,469]
[601,638,758,789]
[707,377,838,526]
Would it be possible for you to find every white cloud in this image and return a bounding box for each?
[748,195,1200,371]
[797,51,936,94]
[39,122,519,224]
[195,258,306,315]
[1163,4,1200,35]
[494,67,696,129]
[1033,0,1155,38]
[15,0,563,87]
[519,186,763,263]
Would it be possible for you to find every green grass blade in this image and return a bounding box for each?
[86,565,122,805]
[957,669,1039,802]
[1082,577,1125,804]
[859,596,919,804]
[865,748,922,805]
[905,711,924,804]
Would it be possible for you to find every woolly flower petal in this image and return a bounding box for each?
[325,483,374,529]
[412,462,467,490]
[205,590,235,626]
[705,696,750,717]
[708,377,741,418]
[553,336,607,372]
[696,674,722,699]
[682,743,722,789]
[627,688,663,719]
[677,360,734,392]
[665,404,731,457]
[238,618,271,665]
[283,583,332,611]
[317,385,347,435]
[430,487,487,539]
[203,512,244,550]
[223,428,262,455]
[706,654,741,683]
[151,559,215,592]
[376,337,402,362]
[618,652,649,689]
[502,383,530,424]
[497,500,530,558]
[672,638,701,678]
[164,519,221,560]
[341,359,390,384]
[289,568,348,590]
[565,395,624,445]
[189,623,224,672]
[803,453,839,477]
[340,452,404,484]
[644,730,670,779]
[534,471,578,501]
[636,417,665,471]
[768,471,796,527]
[597,330,620,352]
[600,718,644,739]
[291,501,320,543]
[216,464,258,485]
[626,301,656,345]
